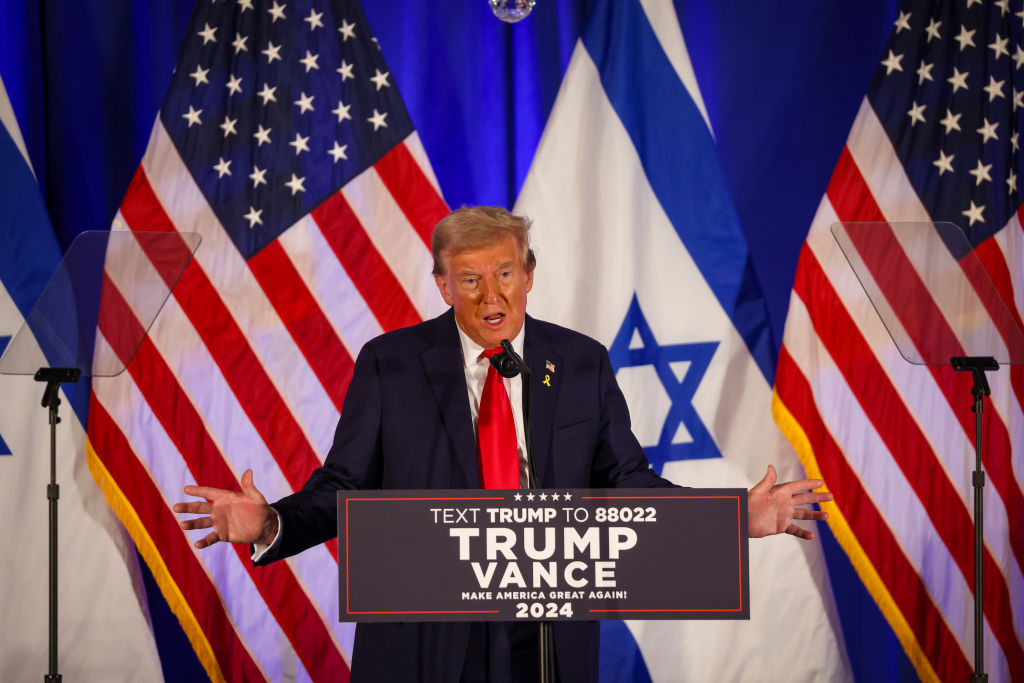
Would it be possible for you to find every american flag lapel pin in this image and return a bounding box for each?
[545,360,555,373]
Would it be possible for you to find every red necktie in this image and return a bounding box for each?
[477,348,520,489]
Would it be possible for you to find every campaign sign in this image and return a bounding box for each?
[338,488,749,622]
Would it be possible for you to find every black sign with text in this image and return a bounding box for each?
[338,488,748,622]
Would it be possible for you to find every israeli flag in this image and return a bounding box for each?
[516,0,851,679]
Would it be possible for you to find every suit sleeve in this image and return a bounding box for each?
[589,347,679,489]
[257,343,384,564]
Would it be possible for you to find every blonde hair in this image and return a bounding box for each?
[431,206,537,275]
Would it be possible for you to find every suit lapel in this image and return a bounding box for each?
[524,316,561,487]
[420,309,481,488]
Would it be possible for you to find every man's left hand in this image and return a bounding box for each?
[747,464,832,540]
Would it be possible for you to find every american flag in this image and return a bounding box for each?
[774,1,1024,681]
[85,0,448,680]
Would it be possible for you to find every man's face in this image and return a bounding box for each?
[434,236,534,349]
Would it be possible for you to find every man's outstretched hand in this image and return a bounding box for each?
[747,465,832,540]
[173,469,278,549]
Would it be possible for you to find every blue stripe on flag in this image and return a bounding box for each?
[0,334,10,453]
[0,123,60,320]
[0,117,89,423]
[581,0,776,382]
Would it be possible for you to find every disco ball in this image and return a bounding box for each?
[489,0,536,23]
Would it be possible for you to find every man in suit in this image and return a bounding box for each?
[176,206,831,682]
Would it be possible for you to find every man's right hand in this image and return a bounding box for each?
[173,469,278,549]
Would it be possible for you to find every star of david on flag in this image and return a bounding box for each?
[608,295,719,472]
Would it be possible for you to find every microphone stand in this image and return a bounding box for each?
[493,340,554,682]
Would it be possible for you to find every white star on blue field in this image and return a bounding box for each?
[608,296,719,473]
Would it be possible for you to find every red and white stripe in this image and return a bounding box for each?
[88,117,449,681]
[776,99,1024,682]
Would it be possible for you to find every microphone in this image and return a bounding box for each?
[490,339,532,378]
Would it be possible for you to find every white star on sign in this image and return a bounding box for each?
[294,91,315,114]
[925,18,941,42]
[370,69,390,90]
[197,22,217,45]
[978,118,999,143]
[337,60,354,81]
[244,206,263,227]
[257,83,277,104]
[526,493,535,501]
[962,201,984,226]
[894,11,911,33]
[219,116,237,137]
[514,493,522,501]
[969,159,992,185]
[984,76,1005,101]
[327,141,348,162]
[226,74,243,96]
[189,65,210,86]
[551,493,560,501]
[253,124,272,146]
[989,35,1010,59]
[249,165,267,188]
[182,105,202,127]
[332,100,352,122]
[289,132,310,155]
[213,157,231,178]
[954,26,976,51]
[300,50,320,72]
[563,492,572,501]
[285,173,306,195]
[262,41,282,64]
[881,50,903,75]
[268,1,286,23]
[539,493,548,501]
[367,108,388,130]
[933,150,954,175]
[939,108,961,133]
[907,102,926,126]
[232,32,248,54]
[947,67,969,92]
[339,19,356,41]
[916,61,933,84]
[305,9,324,30]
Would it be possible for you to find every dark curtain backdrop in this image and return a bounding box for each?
[0,0,909,680]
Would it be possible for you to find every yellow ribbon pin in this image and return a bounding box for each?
[542,374,551,387]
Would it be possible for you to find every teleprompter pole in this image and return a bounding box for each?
[951,356,997,683]
[35,367,81,683]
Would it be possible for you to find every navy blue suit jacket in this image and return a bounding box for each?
[262,309,674,682]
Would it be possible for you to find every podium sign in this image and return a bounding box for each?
[338,488,748,622]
